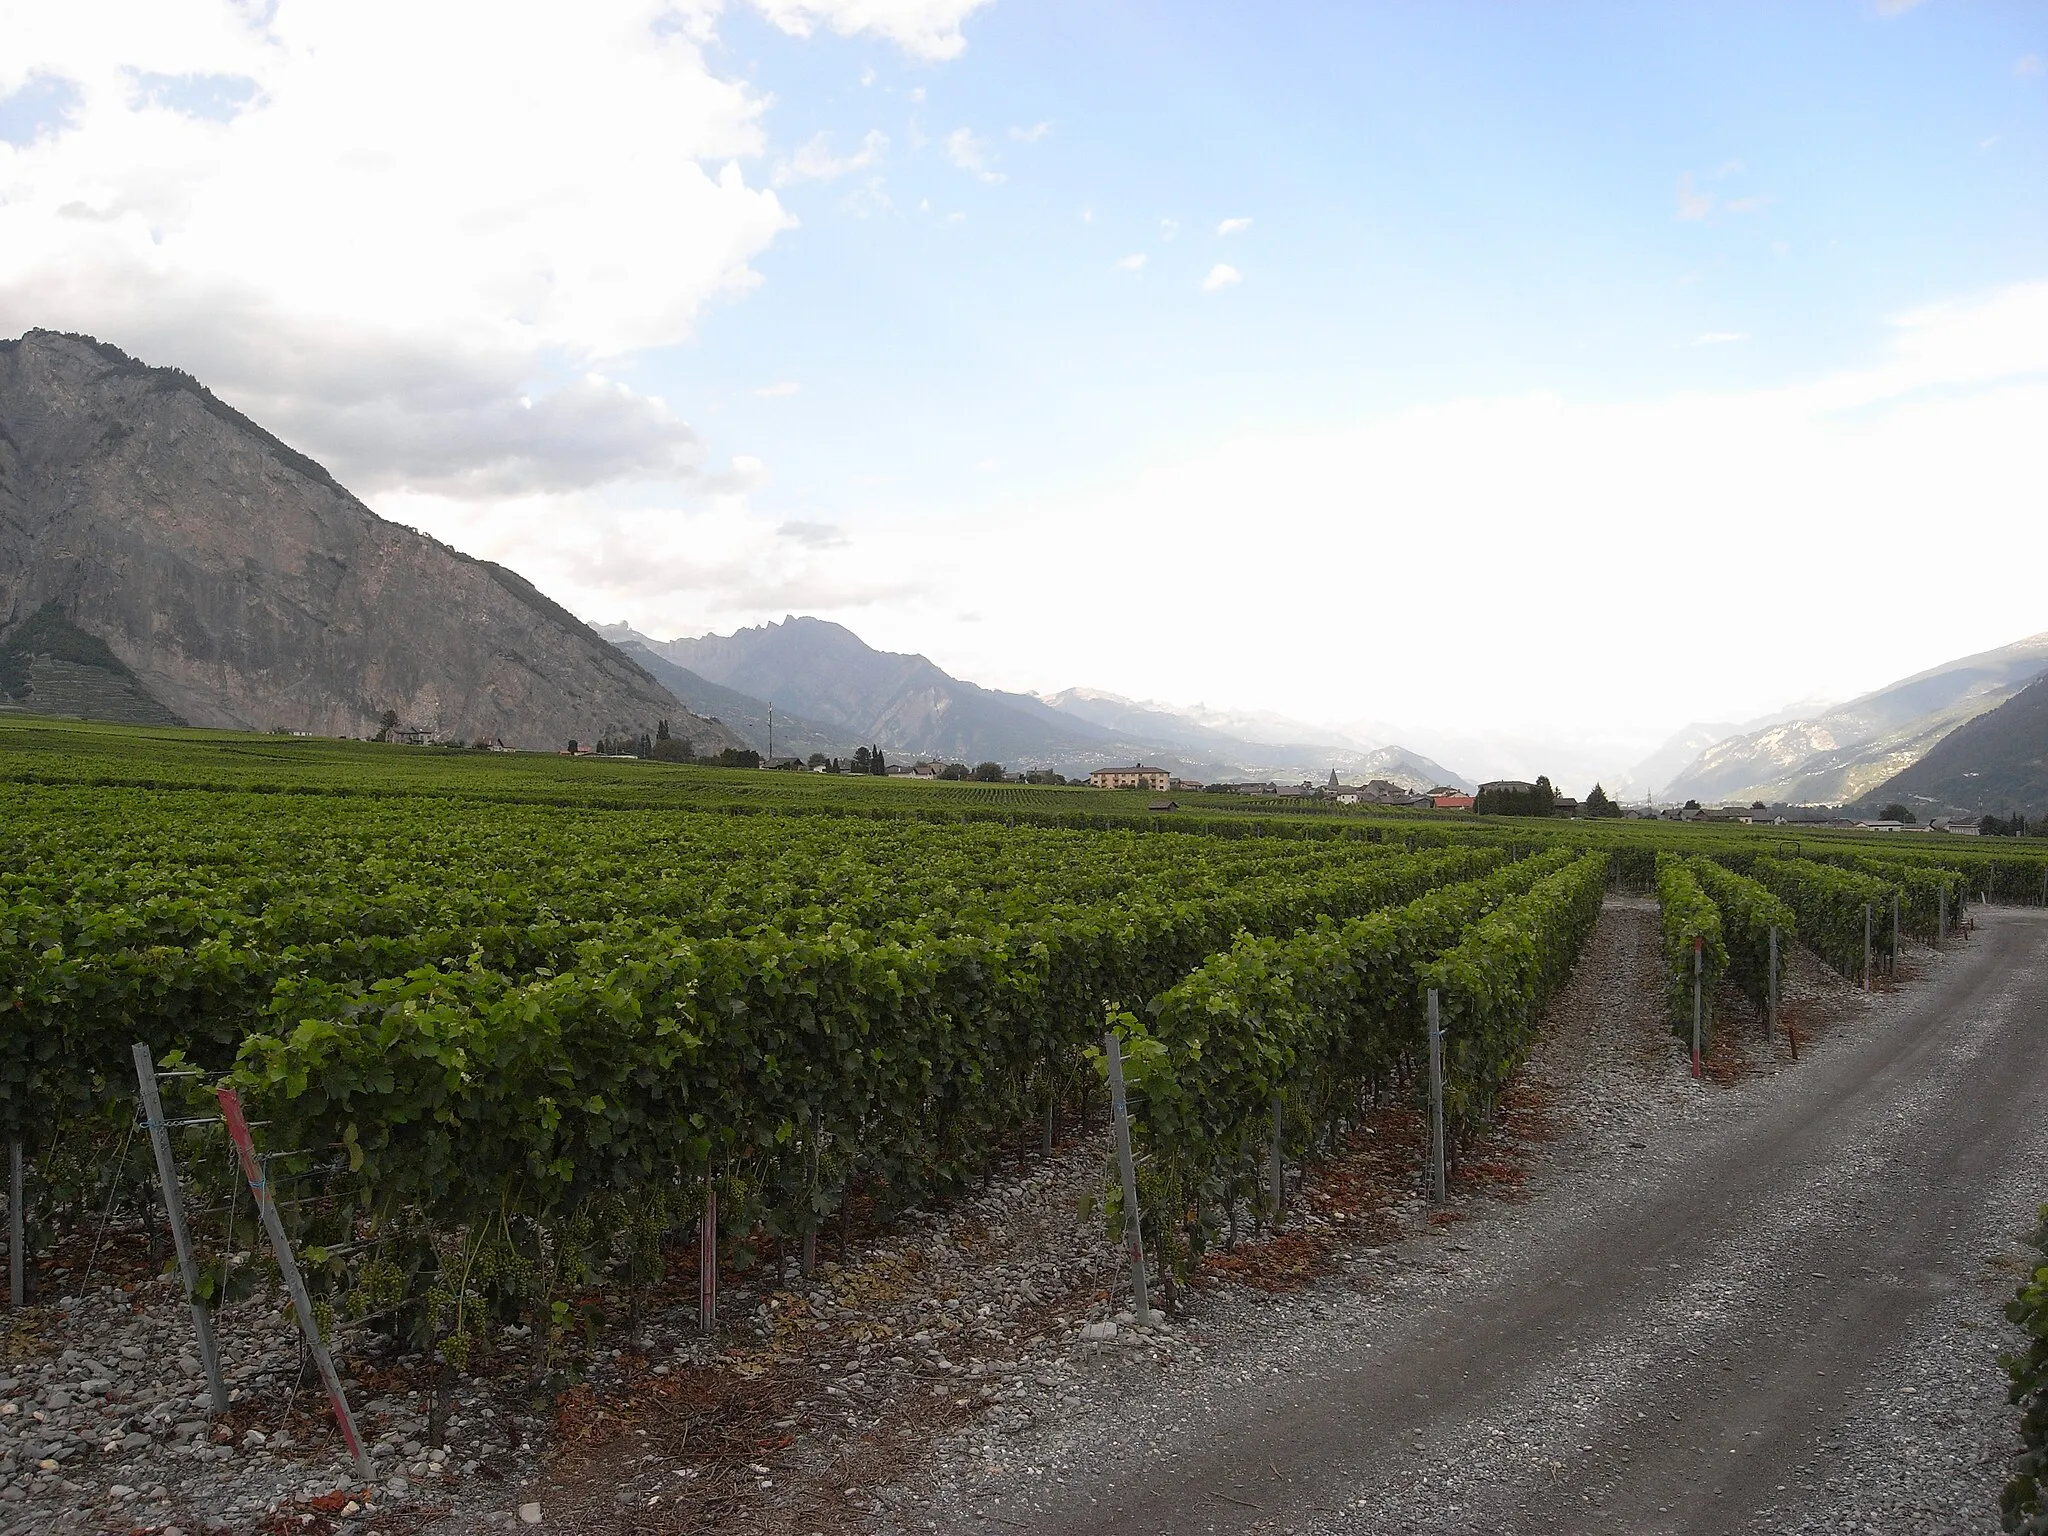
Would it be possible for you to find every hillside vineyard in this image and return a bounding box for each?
[6,721,2046,1377]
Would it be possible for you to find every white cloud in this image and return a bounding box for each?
[1010,121,1052,142]
[1875,0,1926,13]
[1114,253,1147,271]
[1160,217,1180,241]
[775,127,887,184]
[0,1,793,497]
[944,126,1002,181]
[1675,172,1715,221]
[754,380,802,397]
[1695,331,1747,345]
[1201,263,1242,292]
[1216,216,1252,236]
[2018,54,2044,77]
[744,0,994,61]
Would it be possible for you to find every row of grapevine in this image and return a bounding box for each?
[1,780,1492,1143]
[1108,850,1605,1283]
[1654,856,1727,1042]
[2005,1203,2048,1535]
[1424,852,1609,1129]
[1748,857,1896,981]
[1688,858,1795,1020]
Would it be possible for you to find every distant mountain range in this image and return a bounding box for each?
[10,328,2037,803]
[1857,670,2048,820]
[603,617,1471,788]
[1656,633,2048,807]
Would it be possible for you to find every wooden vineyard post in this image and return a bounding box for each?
[1767,925,1779,1042]
[1939,884,1947,947]
[214,1088,372,1482]
[1691,937,1703,1080]
[1427,989,1447,1205]
[133,1045,229,1415]
[699,1175,718,1336]
[8,1139,21,1308]
[1268,1094,1286,1229]
[1102,1031,1158,1325]
[1863,903,1873,992]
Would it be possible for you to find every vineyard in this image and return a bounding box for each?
[5,717,2048,1443]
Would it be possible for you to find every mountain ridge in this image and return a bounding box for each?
[0,329,743,753]
[1659,633,2048,805]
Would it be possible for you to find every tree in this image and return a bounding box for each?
[938,762,971,781]
[870,745,887,776]
[375,708,400,743]
[1683,799,1700,811]
[1474,776,1557,818]
[974,761,1004,782]
[714,747,761,769]
[1879,803,1914,824]
[1584,783,1621,818]
[651,735,695,763]
[808,752,829,769]
[656,719,671,742]
[851,746,871,773]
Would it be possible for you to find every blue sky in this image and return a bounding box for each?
[673,2,2046,521]
[3,1,2045,785]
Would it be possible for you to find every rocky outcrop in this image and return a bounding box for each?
[0,331,742,752]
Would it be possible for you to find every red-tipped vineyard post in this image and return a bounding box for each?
[215,1088,372,1482]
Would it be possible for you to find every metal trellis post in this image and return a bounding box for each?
[8,1139,21,1309]
[1268,1094,1286,1228]
[700,1175,718,1335]
[132,1044,229,1415]
[1427,989,1447,1204]
[1103,1031,1158,1325]
[1864,902,1873,991]
[1692,936,1703,1079]
[1767,923,1779,1042]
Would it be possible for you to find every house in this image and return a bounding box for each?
[1431,792,1476,811]
[1477,779,1537,797]
[1090,763,1171,791]
[1147,799,1179,812]
[1551,797,1580,817]
[911,762,942,779]
[1169,778,1206,792]
[1932,817,1982,835]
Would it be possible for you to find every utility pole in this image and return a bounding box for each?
[767,704,774,764]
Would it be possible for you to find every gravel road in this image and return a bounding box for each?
[910,902,2048,1536]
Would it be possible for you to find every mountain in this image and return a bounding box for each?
[1037,688,1470,790]
[598,632,861,762]
[1660,634,2048,806]
[624,617,1122,767]
[1857,671,2048,819]
[616,618,1473,786]
[0,330,741,753]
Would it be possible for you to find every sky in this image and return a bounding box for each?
[2,0,2045,785]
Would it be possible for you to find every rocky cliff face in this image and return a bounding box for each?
[0,330,742,753]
